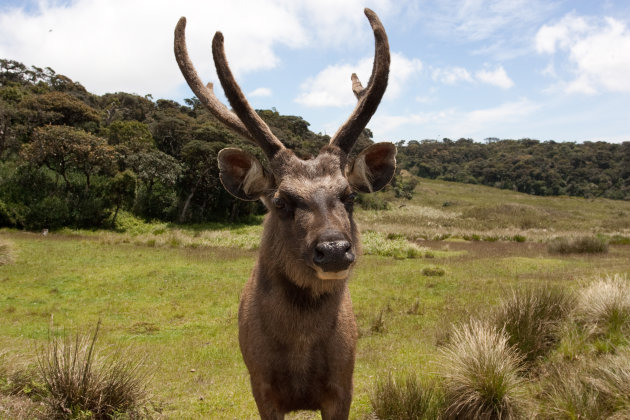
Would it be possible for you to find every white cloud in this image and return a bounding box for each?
[431,66,473,85]
[295,52,422,107]
[536,14,630,94]
[431,65,513,89]
[371,98,540,140]
[475,66,514,89]
[0,0,400,99]
[249,87,272,97]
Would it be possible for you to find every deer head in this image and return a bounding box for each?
[174,8,395,285]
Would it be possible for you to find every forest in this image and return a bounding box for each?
[1,58,628,230]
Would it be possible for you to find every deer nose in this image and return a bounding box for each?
[313,239,355,272]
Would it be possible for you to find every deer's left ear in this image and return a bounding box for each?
[347,142,397,193]
[218,148,275,201]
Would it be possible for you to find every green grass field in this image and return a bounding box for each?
[1,178,630,418]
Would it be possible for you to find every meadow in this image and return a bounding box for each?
[1,177,630,419]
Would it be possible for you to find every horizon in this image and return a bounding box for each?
[1,0,629,143]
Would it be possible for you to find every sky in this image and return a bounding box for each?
[1,0,629,143]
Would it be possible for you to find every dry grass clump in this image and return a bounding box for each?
[539,350,630,419]
[575,274,630,337]
[439,320,528,419]
[38,322,152,419]
[547,235,608,254]
[370,373,444,420]
[493,285,575,363]
[0,239,14,265]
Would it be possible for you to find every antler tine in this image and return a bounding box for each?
[212,32,285,160]
[175,17,280,155]
[330,8,390,155]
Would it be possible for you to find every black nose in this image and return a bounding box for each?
[313,239,355,272]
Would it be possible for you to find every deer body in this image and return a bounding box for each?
[174,9,394,419]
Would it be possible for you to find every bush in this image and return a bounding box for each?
[371,373,444,420]
[439,320,528,419]
[356,192,390,210]
[493,285,575,363]
[38,322,151,419]
[548,236,608,254]
[422,266,445,277]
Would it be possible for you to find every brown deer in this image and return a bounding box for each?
[174,8,395,419]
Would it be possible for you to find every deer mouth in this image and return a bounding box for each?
[313,267,351,281]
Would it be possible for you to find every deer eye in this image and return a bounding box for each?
[272,197,285,209]
[343,192,357,205]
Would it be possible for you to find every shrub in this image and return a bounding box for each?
[575,274,630,337]
[38,322,151,419]
[371,373,444,420]
[356,192,390,210]
[493,285,575,363]
[422,266,445,277]
[547,236,608,254]
[439,320,528,419]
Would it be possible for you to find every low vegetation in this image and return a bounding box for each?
[547,235,609,254]
[439,320,528,419]
[0,238,13,265]
[494,285,575,363]
[1,176,630,418]
[38,322,152,419]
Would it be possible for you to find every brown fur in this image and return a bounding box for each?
[174,8,395,419]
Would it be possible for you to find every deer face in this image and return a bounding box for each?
[217,143,396,280]
[175,8,394,280]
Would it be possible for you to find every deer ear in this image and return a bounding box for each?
[347,142,397,193]
[218,148,274,200]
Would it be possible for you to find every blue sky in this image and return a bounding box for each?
[1,0,629,143]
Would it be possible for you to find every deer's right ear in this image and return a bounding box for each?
[218,148,274,201]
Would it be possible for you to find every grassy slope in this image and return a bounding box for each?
[1,178,630,418]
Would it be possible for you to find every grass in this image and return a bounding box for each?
[439,320,528,419]
[1,177,630,418]
[38,321,152,419]
[370,373,443,420]
[493,285,575,363]
[575,274,630,338]
[0,238,13,265]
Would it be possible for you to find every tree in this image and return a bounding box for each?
[22,125,117,191]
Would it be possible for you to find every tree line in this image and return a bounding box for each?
[395,138,629,200]
[1,59,628,230]
[0,59,373,229]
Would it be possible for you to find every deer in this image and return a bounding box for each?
[174,8,395,420]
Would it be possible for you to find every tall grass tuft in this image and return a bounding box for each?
[493,285,575,363]
[439,320,528,420]
[538,362,603,420]
[0,239,14,265]
[575,274,630,337]
[539,351,630,419]
[547,235,608,254]
[38,321,151,419]
[370,373,444,420]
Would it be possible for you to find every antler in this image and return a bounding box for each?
[174,17,285,160]
[329,8,390,155]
